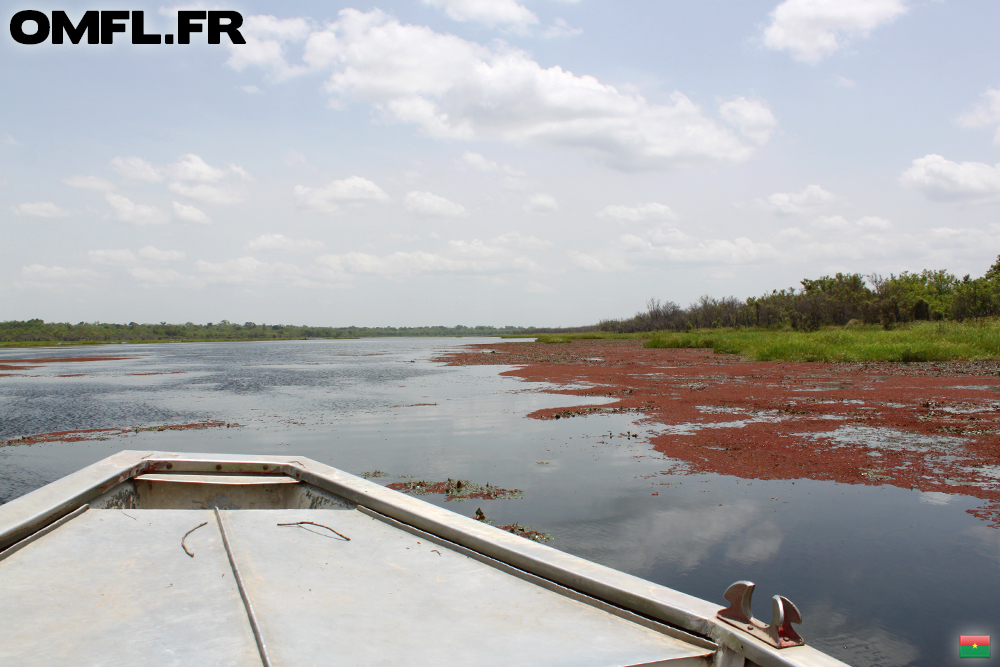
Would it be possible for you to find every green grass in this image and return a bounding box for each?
[502,332,648,344]
[644,321,1000,362]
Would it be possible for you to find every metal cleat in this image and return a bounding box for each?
[717,581,805,649]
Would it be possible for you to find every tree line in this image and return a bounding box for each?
[10,257,1000,342]
[597,257,1000,333]
[0,320,585,344]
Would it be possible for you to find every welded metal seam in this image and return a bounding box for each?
[214,507,273,667]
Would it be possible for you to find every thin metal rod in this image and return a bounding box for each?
[0,504,89,563]
[214,507,273,667]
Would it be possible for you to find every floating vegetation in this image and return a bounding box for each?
[359,470,389,479]
[387,478,523,501]
[1,421,232,447]
[498,523,553,543]
[440,336,1000,531]
[473,509,551,542]
[545,406,640,420]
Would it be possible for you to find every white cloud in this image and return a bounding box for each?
[157,5,222,18]
[462,151,499,171]
[65,175,115,191]
[568,250,625,272]
[719,97,777,145]
[195,255,354,288]
[811,215,850,231]
[316,235,548,279]
[18,264,98,287]
[503,175,529,190]
[773,222,1000,265]
[763,0,908,63]
[110,154,249,205]
[490,231,551,249]
[12,202,69,218]
[168,182,242,205]
[1,134,16,146]
[765,184,835,214]
[524,193,558,214]
[447,239,507,258]
[243,233,326,253]
[168,154,228,182]
[647,227,695,245]
[776,226,810,242]
[195,256,312,286]
[88,249,137,265]
[525,280,555,293]
[111,156,164,183]
[240,85,261,94]
[172,201,211,224]
[295,176,389,213]
[957,88,1000,147]
[323,251,475,276]
[572,226,781,273]
[857,216,892,230]
[579,216,998,275]
[165,154,250,205]
[422,0,538,30]
[105,193,169,225]
[136,234,552,291]
[139,246,185,262]
[127,266,201,288]
[543,17,582,38]
[226,15,313,80]
[283,150,309,168]
[231,9,772,170]
[386,233,421,243]
[598,202,676,223]
[461,151,524,176]
[835,75,856,89]
[405,191,467,218]
[648,237,780,264]
[900,154,1000,203]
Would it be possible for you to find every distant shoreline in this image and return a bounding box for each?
[0,335,509,349]
[0,320,594,348]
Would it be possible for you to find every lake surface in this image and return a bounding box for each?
[1,338,997,667]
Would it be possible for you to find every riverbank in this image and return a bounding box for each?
[438,338,1000,528]
[509,320,1000,362]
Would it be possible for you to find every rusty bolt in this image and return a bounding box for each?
[216,464,222,471]
[166,463,173,469]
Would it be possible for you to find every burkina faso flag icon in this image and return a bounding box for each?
[960,635,990,658]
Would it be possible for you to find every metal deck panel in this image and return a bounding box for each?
[0,452,854,667]
[0,509,260,666]
[223,509,714,667]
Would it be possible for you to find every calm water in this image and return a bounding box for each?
[1,338,997,667]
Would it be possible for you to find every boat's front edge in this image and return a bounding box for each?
[0,450,154,552]
[0,451,853,667]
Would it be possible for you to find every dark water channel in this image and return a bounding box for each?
[1,338,997,666]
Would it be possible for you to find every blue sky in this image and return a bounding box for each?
[3,0,1000,326]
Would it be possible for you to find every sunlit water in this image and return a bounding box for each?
[1,338,996,667]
